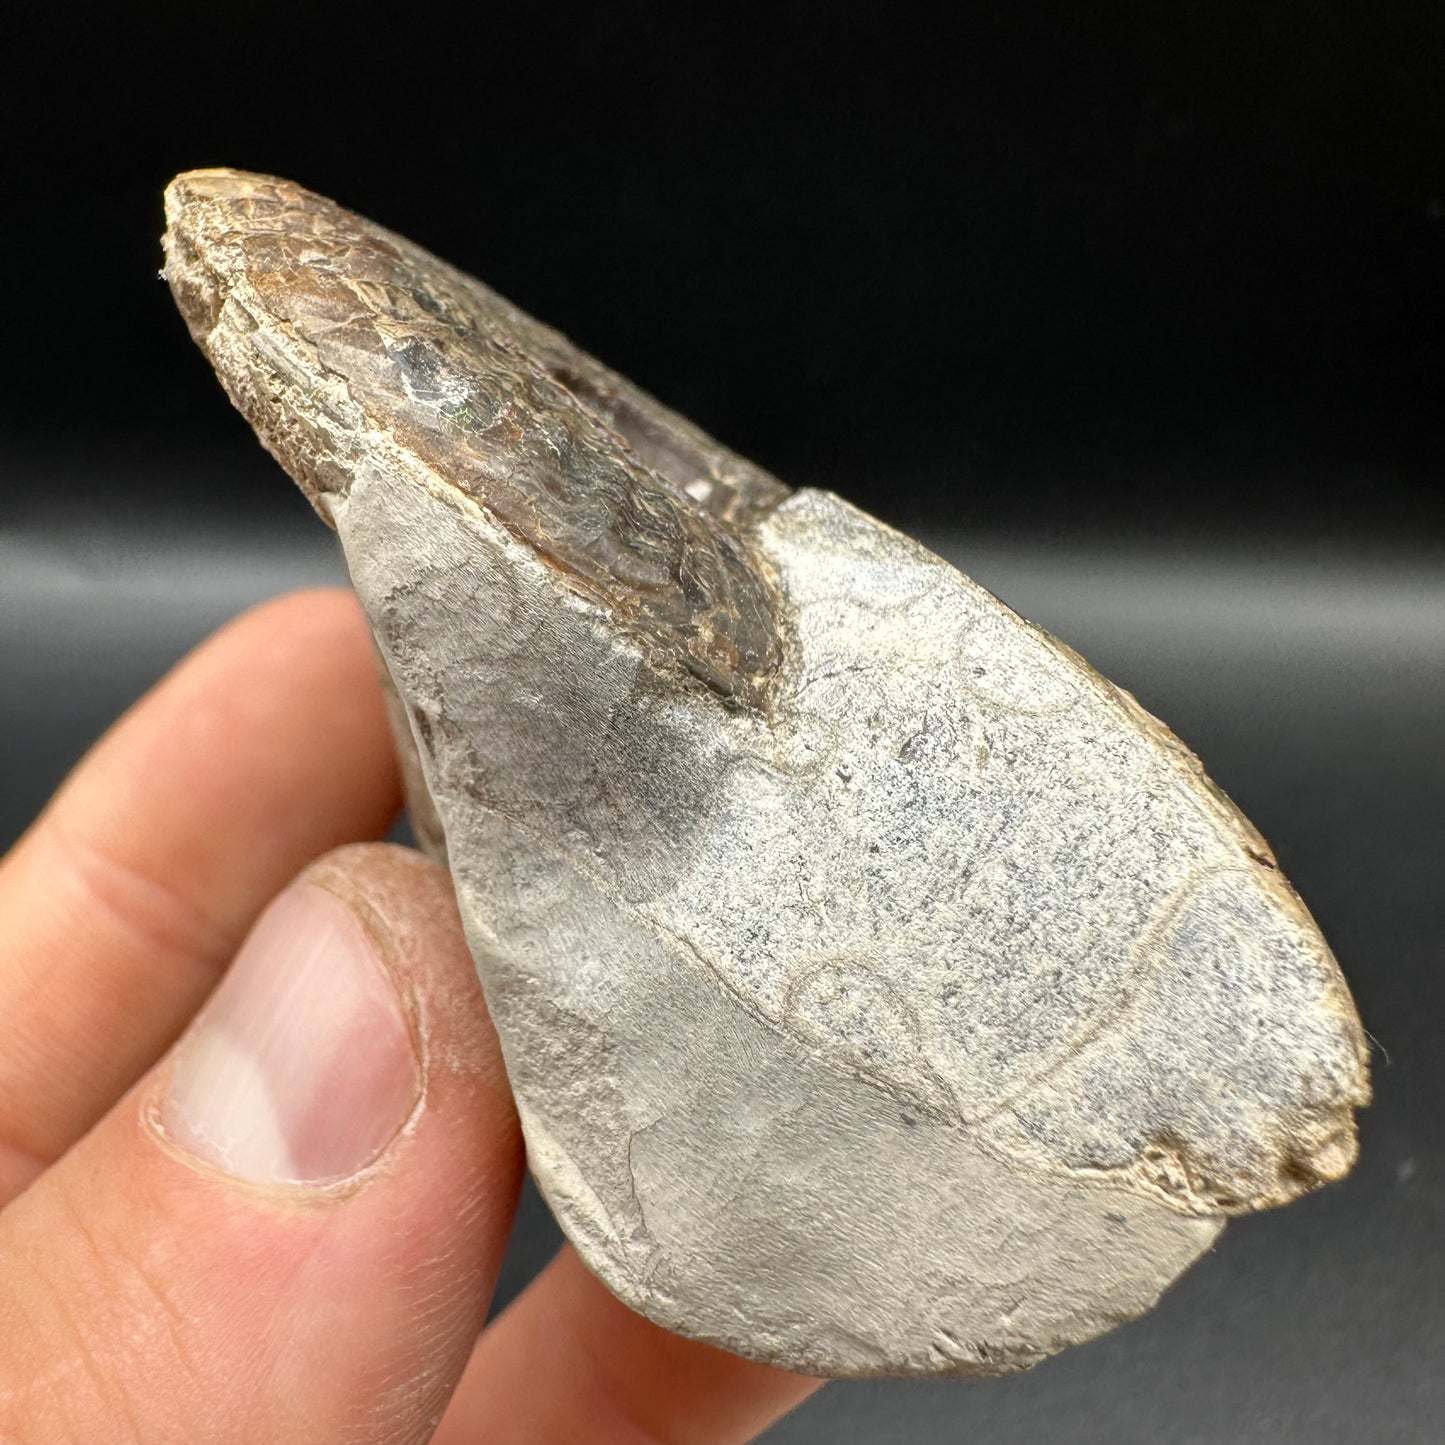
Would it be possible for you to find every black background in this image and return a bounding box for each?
[3,4,1442,1442]
[6,1,1445,543]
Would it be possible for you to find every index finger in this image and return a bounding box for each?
[0,587,400,1201]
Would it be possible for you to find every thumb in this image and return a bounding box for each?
[0,843,524,1444]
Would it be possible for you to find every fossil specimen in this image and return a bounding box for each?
[163,169,1370,1379]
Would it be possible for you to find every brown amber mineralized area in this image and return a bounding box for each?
[164,169,789,709]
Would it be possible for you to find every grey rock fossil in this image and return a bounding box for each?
[163,169,1370,1379]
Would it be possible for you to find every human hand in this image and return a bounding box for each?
[0,588,820,1442]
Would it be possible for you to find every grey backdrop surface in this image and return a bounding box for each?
[2,461,1441,1443]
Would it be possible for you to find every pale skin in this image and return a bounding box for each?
[0,587,821,1443]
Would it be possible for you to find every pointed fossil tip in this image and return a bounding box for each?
[161,169,301,341]
[159,167,351,526]
[163,167,272,241]
[165,167,238,214]
[164,167,300,227]
[167,166,263,197]
[162,169,249,342]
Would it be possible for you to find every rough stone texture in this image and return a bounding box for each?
[163,169,1370,1379]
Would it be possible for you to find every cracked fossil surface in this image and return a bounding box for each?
[163,169,1370,1379]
